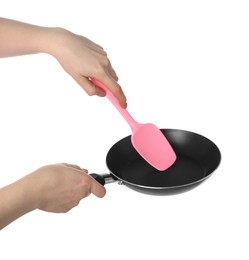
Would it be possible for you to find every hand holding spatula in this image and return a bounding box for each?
[91,78,176,171]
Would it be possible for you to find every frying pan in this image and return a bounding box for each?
[90,129,221,195]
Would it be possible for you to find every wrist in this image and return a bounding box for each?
[15,173,41,211]
[41,27,71,59]
[21,169,49,211]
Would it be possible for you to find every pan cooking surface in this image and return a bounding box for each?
[106,129,221,190]
[121,154,205,187]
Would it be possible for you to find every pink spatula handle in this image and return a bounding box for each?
[91,78,140,131]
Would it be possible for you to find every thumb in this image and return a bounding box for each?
[90,178,106,198]
[75,75,106,97]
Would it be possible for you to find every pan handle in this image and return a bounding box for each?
[89,173,117,186]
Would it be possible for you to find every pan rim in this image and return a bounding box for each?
[106,128,221,191]
[108,163,221,190]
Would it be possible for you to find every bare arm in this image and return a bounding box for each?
[0,164,106,230]
[0,17,127,107]
[0,17,51,57]
[0,17,121,230]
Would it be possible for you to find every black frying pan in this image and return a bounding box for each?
[91,129,221,195]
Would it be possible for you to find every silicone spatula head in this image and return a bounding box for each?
[132,123,176,171]
[90,78,177,171]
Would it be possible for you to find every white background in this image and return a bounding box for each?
[0,1,248,259]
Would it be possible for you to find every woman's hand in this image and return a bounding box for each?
[32,163,106,213]
[48,28,127,108]
[0,163,106,230]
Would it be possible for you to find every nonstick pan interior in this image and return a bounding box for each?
[105,129,221,195]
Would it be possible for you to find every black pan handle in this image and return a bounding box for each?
[90,173,117,186]
[90,173,105,186]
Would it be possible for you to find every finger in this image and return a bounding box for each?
[97,76,127,108]
[74,72,126,107]
[108,67,118,81]
[107,59,118,81]
[90,178,106,198]
[75,76,106,97]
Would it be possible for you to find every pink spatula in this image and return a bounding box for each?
[91,78,176,171]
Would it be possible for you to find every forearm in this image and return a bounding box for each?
[0,175,39,230]
[0,17,58,58]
